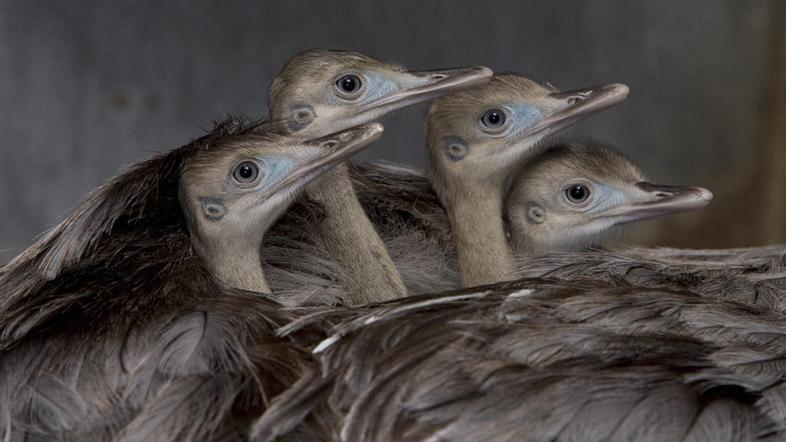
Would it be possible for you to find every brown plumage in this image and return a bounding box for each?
[0,118,256,345]
[624,246,786,268]
[516,247,786,314]
[0,117,382,440]
[262,161,459,302]
[0,118,776,440]
[252,278,786,441]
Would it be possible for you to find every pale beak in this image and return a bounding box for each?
[604,182,713,224]
[268,123,384,196]
[523,83,630,138]
[366,66,493,110]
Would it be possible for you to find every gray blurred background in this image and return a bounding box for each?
[1,0,785,264]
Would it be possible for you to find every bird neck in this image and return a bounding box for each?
[442,180,515,287]
[303,163,408,305]
[202,236,271,294]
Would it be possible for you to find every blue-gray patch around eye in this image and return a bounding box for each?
[443,136,469,161]
[257,155,296,190]
[362,73,400,103]
[509,105,543,130]
[199,197,226,221]
[587,183,627,213]
[327,72,400,104]
[288,104,316,132]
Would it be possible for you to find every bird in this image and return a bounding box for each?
[502,146,785,314]
[251,277,786,442]
[265,49,493,305]
[499,145,783,313]
[505,141,713,254]
[0,118,383,440]
[425,74,629,287]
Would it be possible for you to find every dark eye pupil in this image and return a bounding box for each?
[567,185,588,202]
[234,161,259,183]
[481,109,506,129]
[338,75,360,93]
[488,112,500,124]
[239,166,253,178]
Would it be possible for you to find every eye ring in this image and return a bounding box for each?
[564,182,593,205]
[232,160,262,186]
[479,108,509,134]
[333,73,364,99]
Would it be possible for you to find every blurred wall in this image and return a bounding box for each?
[1,0,784,264]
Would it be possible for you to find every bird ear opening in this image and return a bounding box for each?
[526,203,546,224]
[287,104,316,132]
[443,136,468,161]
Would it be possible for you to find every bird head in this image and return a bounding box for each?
[426,75,629,194]
[267,49,493,138]
[506,142,713,253]
[180,123,384,255]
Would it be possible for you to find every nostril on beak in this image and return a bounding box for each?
[431,73,448,81]
[337,131,354,142]
[655,191,671,199]
[567,96,583,105]
[323,140,338,149]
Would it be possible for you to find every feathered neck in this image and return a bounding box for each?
[300,159,408,305]
[442,181,515,287]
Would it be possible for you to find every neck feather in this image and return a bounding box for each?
[304,164,408,304]
[203,237,270,293]
[442,181,515,287]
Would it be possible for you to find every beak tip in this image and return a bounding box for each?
[619,183,714,223]
[475,66,494,80]
[367,122,385,138]
[606,83,630,100]
[694,187,713,203]
[614,83,630,95]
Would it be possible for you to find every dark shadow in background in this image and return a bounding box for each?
[1,0,784,264]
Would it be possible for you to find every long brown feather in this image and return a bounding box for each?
[253,279,786,441]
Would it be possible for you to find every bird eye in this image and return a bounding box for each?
[480,109,508,132]
[565,183,591,204]
[334,74,363,98]
[232,161,261,185]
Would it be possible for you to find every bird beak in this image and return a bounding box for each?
[268,123,384,196]
[522,83,630,138]
[604,182,713,224]
[366,66,493,110]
